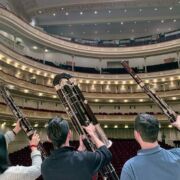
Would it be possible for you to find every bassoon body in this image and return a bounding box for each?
[0,84,47,158]
[121,60,177,123]
[53,73,119,180]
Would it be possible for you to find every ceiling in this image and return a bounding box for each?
[2,0,180,40]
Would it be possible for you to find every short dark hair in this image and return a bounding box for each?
[0,133,9,174]
[134,113,159,143]
[47,117,69,148]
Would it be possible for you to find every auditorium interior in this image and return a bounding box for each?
[0,0,180,179]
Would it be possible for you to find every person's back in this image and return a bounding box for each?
[121,146,180,180]
[42,145,111,180]
[120,113,180,180]
[41,117,112,180]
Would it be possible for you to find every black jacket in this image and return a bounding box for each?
[41,145,112,180]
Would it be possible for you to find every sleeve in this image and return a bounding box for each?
[7,150,42,179]
[4,131,15,145]
[84,145,112,174]
[120,161,134,180]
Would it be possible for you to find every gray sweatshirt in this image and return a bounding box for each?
[0,131,42,180]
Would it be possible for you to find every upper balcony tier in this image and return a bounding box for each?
[0,7,180,58]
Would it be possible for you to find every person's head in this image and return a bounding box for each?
[0,133,9,174]
[134,113,159,145]
[47,117,70,148]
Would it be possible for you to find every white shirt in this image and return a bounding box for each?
[0,131,42,180]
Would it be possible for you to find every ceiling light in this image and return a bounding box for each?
[33,46,38,50]
[52,95,57,98]
[114,125,118,128]
[29,68,34,73]
[34,123,39,127]
[6,59,12,64]
[153,79,157,83]
[168,124,172,128]
[38,92,43,96]
[53,13,56,16]
[21,65,27,70]
[125,125,129,129]
[139,9,142,12]
[94,99,99,102]
[83,32,86,34]
[122,81,126,84]
[93,80,97,84]
[79,79,83,83]
[169,7,173,10]
[80,11,83,15]
[24,89,29,93]
[114,81,118,84]
[14,63,19,67]
[130,80,133,84]
[12,123,16,127]
[36,70,41,75]
[8,85,14,89]
[86,80,90,83]
[1,122,6,128]
[168,28,171,31]
[100,81,104,84]
[51,74,55,79]
[139,99,144,102]
[44,123,48,128]
[161,78,166,82]
[173,19,176,22]
[145,79,149,83]
[107,22,111,25]
[45,49,48,52]
[154,8,158,11]
[94,23,97,26]
[124,9,127,13]
[109,99,114,103]
[94,10,98,14]
[124,99,128,103]
[43,72,47,77]
[172,97,177,100]
[65,12,69,16]
[170,77,174,81]
[121,22,124,25]
[161,20,164,23]
[38,10,42,14]
[134,21,136,24]
[104,125,108,128]
[31,75,36,80]
[108,10,111,13]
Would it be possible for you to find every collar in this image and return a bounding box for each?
[137,145,162,156]
[52,146,75,154]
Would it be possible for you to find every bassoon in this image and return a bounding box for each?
[53,73,119,180]
[0,84,47,158]
[121,60,177,123]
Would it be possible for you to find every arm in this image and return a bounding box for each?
[172,115,180,130]
[84,123,104,148]
[5,120,21,145]
[22,132,42,179]
[83,124,112,174]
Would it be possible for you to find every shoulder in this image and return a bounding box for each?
[168,148,180,156]
[122,156,138,171]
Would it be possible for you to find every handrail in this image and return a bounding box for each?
[1,43,180,81]
[0,7,180,58]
